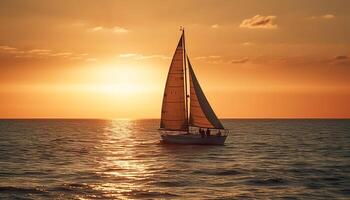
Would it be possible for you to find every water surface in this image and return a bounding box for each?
[0,119,349,199]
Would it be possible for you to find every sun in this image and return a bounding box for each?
[97,83,143,94]
[83,63,158,95]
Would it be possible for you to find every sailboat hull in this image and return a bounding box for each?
[161,134,227,145]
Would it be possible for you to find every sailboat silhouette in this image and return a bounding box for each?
[159,28,229,145]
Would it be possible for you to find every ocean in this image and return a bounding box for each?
[0,119,349,199]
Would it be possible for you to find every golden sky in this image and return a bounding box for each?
[0,0,349,118]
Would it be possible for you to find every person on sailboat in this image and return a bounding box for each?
[217,130,222,137]
[206,129,211,137]
[199,128,205,137]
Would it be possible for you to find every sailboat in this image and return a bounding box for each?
[159,29,229,145]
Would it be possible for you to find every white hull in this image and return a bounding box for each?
[161,133,227,145]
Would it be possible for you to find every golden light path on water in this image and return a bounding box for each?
[90,119,160,199]
[81,119,245,199]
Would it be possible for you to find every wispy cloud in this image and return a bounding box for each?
[230,58,250,64]
[113,26,129,33]
[193,56,221,61]
[0,45,17,51]
[307,14,335,20]
[329,55,350,66]
[51,52,73,57]
[242,42,255,46]
[28,49,51,53]
[334,55,348,60]
[118,53,170,60]
[322,14,335,19]
[138,55,170,60]
[89,26,129,34]
[0,44,89,61]
[209,55,221,59]
[193,55,244,65]
[239,15,277,29]
[119,53,139,58]
[91,26,103,31]
[194,56,207,60]
[211,24,219,28]
[27,49,52,56]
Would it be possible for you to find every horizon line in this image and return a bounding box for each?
[0,117,349,120]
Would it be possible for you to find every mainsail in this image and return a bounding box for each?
[160,33,187,130]
[188,57,224,129]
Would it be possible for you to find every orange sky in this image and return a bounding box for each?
[0,0,349,119]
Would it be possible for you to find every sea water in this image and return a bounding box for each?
[0,119,349,199]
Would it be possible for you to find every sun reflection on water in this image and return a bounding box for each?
[92,119,153,198]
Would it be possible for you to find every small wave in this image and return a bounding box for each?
[123,189,179,198]
[210,182,236,187]
[156,180,190,187]
[339,188,350,195]
[212,169,243,176]
[104,167,128,172]
[193,168,243,176]
[0,186,47,194]
[287,168,327,174]
[247,177,288,186]
[22,171,47,176]
[322,177,342,182]
[0,171,47,177]
[53,183,92,192]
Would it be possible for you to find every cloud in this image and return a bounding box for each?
[230,58,249,64]
[307,14,335,20]
[0,45,17,51]
[242,42,255,46]
[209,55,221,59]
[118,53,170,60]
[91,26,103,31]
[193,56,221,60]
[194,56,207,60]
[51,52,73,57]
[113,26,129,33]
[330,55,350,66]
[119,53,139,58]
[89,26,129,34]
[0,44,90,61]
[239,15,277,29]
[193,55,250,65]
[211,24,219,28]
[138,55,170,60]
[322,14,335,19]
[27,49,52,56]
[189,55,349,67]
[28,49,51,53]
[334,55,348,60]
[306,16,317,20]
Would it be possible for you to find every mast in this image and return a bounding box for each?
[182,27,189,131]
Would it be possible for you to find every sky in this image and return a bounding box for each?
[0,0,349,119]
